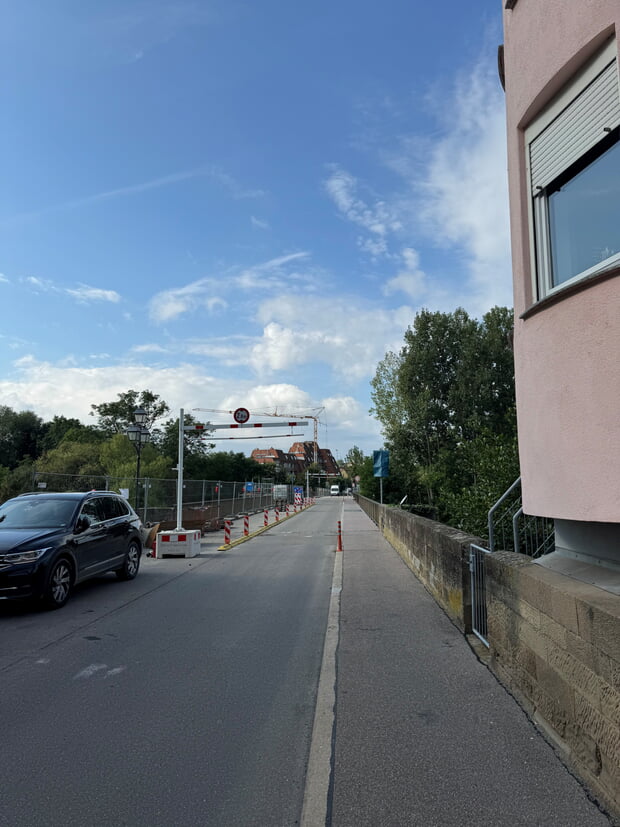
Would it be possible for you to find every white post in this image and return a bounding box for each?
[176,408,184,530]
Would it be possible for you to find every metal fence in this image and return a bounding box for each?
[470,543,491,647]
[30,472,326,525]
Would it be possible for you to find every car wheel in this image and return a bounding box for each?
[116,539,141,581]
[43,558,72,609]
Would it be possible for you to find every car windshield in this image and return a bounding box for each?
[0,498,77,529]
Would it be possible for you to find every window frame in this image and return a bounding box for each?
[525,39,620,301]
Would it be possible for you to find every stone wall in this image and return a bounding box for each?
[486,551,620,818]
[356,496,620,819]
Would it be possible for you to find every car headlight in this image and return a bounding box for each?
[0,548,51,564]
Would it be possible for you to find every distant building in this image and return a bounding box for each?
[503,0,620,571]
[252,442,340,476]
[250,448,303,475]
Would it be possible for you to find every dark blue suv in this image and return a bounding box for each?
[0,491,144,609]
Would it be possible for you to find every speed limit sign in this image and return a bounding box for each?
[233,407,250,424]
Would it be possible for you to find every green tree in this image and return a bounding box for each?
[41,416,103,451]
[90,389,169,436]
[342,446,366,483]
[36,441,105,477]
[0,407,46,469]
[370,306,517,533]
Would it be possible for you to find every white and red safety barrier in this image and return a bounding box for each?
[244,514,249,536]
[275,507,279,522]
[224,520,232,544]
[264,508,269,527]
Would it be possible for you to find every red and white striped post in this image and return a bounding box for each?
[336,520,343,552]
[224,520,231,545]
[275,506,280,522]
[286,503,290,517]
[264,508,269,527]
[244,514,249,536]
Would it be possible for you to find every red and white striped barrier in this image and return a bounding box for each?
[244,514,249,536]
[224,520,232,544]
[286,503,290,517]
[275,507,280,522]
[264,508,269,527]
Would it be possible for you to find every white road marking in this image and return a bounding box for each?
[74,663,108,680]
[36,658,50,665]
[105,666,126,678]
[301,550,342,827]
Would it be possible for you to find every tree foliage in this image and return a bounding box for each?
[90,389,169,436]
[370,307,519,534]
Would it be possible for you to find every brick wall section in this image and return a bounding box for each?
[356,495,620,818]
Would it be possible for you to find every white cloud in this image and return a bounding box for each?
[251,294,412,382]
[324,166,401,257]
[251,216,270,230]
[0,358,369,454]
[131,343,169,354]
[0,273,9,283]
[404,59,511,312]
[65,284,121,303]
[384,247,427,301]
[148,252,310,323]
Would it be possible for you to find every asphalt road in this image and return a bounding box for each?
[1,498,613,827]
[0,500,339,827]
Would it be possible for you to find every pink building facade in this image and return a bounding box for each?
[503,1,620,562]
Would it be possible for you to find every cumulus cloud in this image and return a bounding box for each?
[0,357,374,453]
[251,294,412,382]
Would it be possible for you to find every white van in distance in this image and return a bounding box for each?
[330,484,340,496]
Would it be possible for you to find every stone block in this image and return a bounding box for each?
[535,658,575,718]
[564,722,603,778]
[575,692,620,768]
[600,683,620,729]
[546,644,602,709]
[540,612,567,648]
[566,630,597,673]
[533,684,570,738]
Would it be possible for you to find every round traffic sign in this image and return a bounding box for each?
[233,407,250,424]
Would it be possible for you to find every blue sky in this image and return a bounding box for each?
[0,0,512,460]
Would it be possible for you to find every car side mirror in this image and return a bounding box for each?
[75,516,90,534]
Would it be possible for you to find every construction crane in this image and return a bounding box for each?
[256,407,325,464]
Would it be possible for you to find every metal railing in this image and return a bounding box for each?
[488,477,554,557]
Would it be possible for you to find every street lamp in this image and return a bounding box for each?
[126,407,150,511]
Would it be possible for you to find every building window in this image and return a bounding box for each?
[527,40,620,299]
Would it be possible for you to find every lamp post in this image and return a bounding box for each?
[126,407,150,512]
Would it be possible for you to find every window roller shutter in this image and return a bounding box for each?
[530,60,620,193]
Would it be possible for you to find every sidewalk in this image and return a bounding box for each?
[331,502,612,826]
